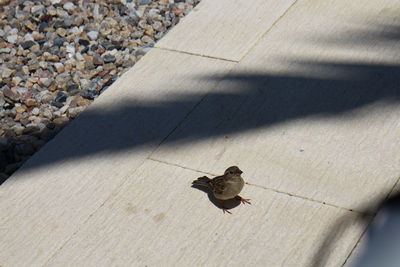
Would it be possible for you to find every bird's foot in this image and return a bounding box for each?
[236,195,251,205]
[222,208,232,214]
[219,200,232,214]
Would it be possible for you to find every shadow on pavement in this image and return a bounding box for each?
[1,23,400,185]
[310,190,400,267]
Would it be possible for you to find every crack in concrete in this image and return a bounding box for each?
[148,157,373,215]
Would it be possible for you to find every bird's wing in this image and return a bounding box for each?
[210,176,228,194]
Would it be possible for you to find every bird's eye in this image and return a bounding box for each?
[229,171,234,174]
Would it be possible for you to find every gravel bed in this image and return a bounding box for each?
[0,0,200,183]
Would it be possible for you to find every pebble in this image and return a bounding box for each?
[31,107,40,115]
[20,40,37,50]
[87,31,99,41]
[0,0,201,180]
[55,91,68,104]
[54,62,65,73]
[7,35,18,44]
[67,106,85,118]
[103,54,116,63]
[63,2,75,11]
[1,67,14,78]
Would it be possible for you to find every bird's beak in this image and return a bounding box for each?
[238,170,243,174]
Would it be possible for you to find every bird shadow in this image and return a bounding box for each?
[191,178,241,214]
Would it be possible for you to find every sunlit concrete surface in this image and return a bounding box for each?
[1,0,400,266]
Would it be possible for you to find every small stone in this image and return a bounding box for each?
[143,25,154,36]
[21,40,37,50]
[103,54,116,63]
[51,0,61,4]
[40,93,54,103]
[31,107,40,115]
[11,123,25,135]
[80,89,98,100]
[46,54,60,62]
[54,37,67,47]
[54,62,65,73]
[71,95,91,107]
[87,31,99,41]
[139,0,151,5]
[28,59,40,71]
[23,124,41,135]
[23,33,33,42]
[1,67,14,78]
[66,83,80,95]
[3,88,20,101]
[7,35,18,44]
[78,39,90,46]
[24,21,37,31]
[67,106,85,118]
[41,109,53,119]
[73,17,84,26]
[131,31,144,39]
[93,54,104,65]
[14,105,26,114]
[141,35,154,43]
[0,48,11,53]
[63,2,75,11]
[39,61,48,69]
[53,116,69,126]
[57,9,69,18]
[152,21,163,31]
[154,32,164,40]
[38,77,53,88]
[96,46,106,54]
[55,91,68,104]
[75,52,85,61]
[31,5,45,14]
[56,27,67,37]
[22,66,30,75]
[25,98,38,107]
[38,22,49,32]
[33,32,45,41]
[0,0,10,5]
[66,45,75,54]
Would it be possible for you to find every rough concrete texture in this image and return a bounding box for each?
[1,0,400,266]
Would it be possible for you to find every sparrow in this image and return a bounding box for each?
[192,166,251,214]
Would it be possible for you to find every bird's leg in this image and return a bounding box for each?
[235,195,251,205]
[219,200,232,214]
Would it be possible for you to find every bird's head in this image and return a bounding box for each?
[224,166,243,176]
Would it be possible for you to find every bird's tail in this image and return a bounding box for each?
[192,176,211,188]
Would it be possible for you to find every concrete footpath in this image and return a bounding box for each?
[1,0,400,266]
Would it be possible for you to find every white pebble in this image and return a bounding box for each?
[87,31,99,41]
[31,108,40,116]
[7,35,18,44]
[66,45,75,54]
[63,2,75,11]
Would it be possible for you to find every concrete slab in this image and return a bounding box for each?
[45,161,366,267]
[155,0,296,61]
[1,0,399,266]
[152,0,400,211]
[0,49,235,267]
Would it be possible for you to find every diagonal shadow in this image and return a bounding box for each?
[309,190,400,267]
[1,23,400,185]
